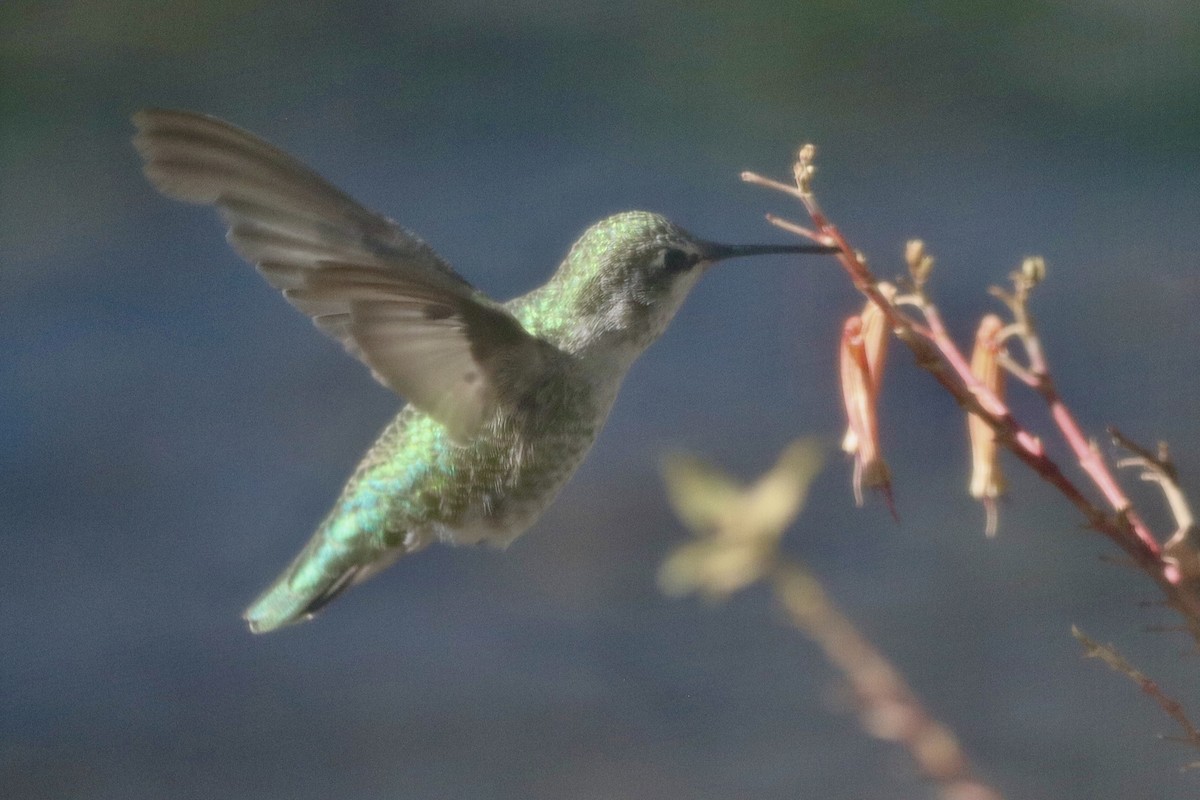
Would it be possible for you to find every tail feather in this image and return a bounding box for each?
[243,525,409,634]
[243,565,358,635]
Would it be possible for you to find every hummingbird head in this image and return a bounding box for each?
[520,211,834,358]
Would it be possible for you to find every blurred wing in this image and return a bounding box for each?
[133,108,548,440]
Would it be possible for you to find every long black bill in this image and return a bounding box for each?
[701,241,840,261]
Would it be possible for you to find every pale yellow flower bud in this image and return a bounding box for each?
[905,240,934,286]
[968,314,1006,535]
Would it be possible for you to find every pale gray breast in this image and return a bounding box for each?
[426,360,608,548]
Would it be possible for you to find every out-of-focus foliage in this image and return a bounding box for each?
[660,439,823,598]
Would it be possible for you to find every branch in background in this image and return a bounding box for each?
[660,441,1004,799]
[775,565,1003,800]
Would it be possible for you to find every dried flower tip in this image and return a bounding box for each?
[1020,256,1046,287]
[905,239,934,286]
[840,315,892,510]
[968,314,1006,535]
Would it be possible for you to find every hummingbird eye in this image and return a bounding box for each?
[662,247,698,273]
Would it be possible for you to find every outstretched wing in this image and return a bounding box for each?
[133,108,550,440]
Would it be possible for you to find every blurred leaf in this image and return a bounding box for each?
[746,439,824,537]
[659,438,825,599]
[661,452,742,534]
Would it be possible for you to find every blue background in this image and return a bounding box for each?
[4,1,1200,797]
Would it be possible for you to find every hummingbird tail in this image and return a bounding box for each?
[242,522,412,634]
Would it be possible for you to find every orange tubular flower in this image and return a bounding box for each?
[841,284,893,457]
[840,289,894,513]
[968,314,1006,535]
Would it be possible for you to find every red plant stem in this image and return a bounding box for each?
[1047,383,1159,554]
[919,311,1197,618]
[1019,327,1160,556]
[919,304,1043,458]
[914,298,1198,618]
[745,168,1200,625]
[786,191,1104,525]
[916,271,1164,564]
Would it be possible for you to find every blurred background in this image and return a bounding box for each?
[4,1,1200,797]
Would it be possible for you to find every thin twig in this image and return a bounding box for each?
[1073,626,1200,763]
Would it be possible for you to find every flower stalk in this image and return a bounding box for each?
[743,146,1200,633]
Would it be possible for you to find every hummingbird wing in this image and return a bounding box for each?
[133,108,552,441]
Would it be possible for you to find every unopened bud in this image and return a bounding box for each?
[794,144,818,193]
[1020,256,1046,288]
[905,239,934,286]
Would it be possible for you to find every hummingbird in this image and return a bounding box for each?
[132,108,835,633]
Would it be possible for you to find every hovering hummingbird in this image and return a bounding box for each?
[133,109,835,633]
